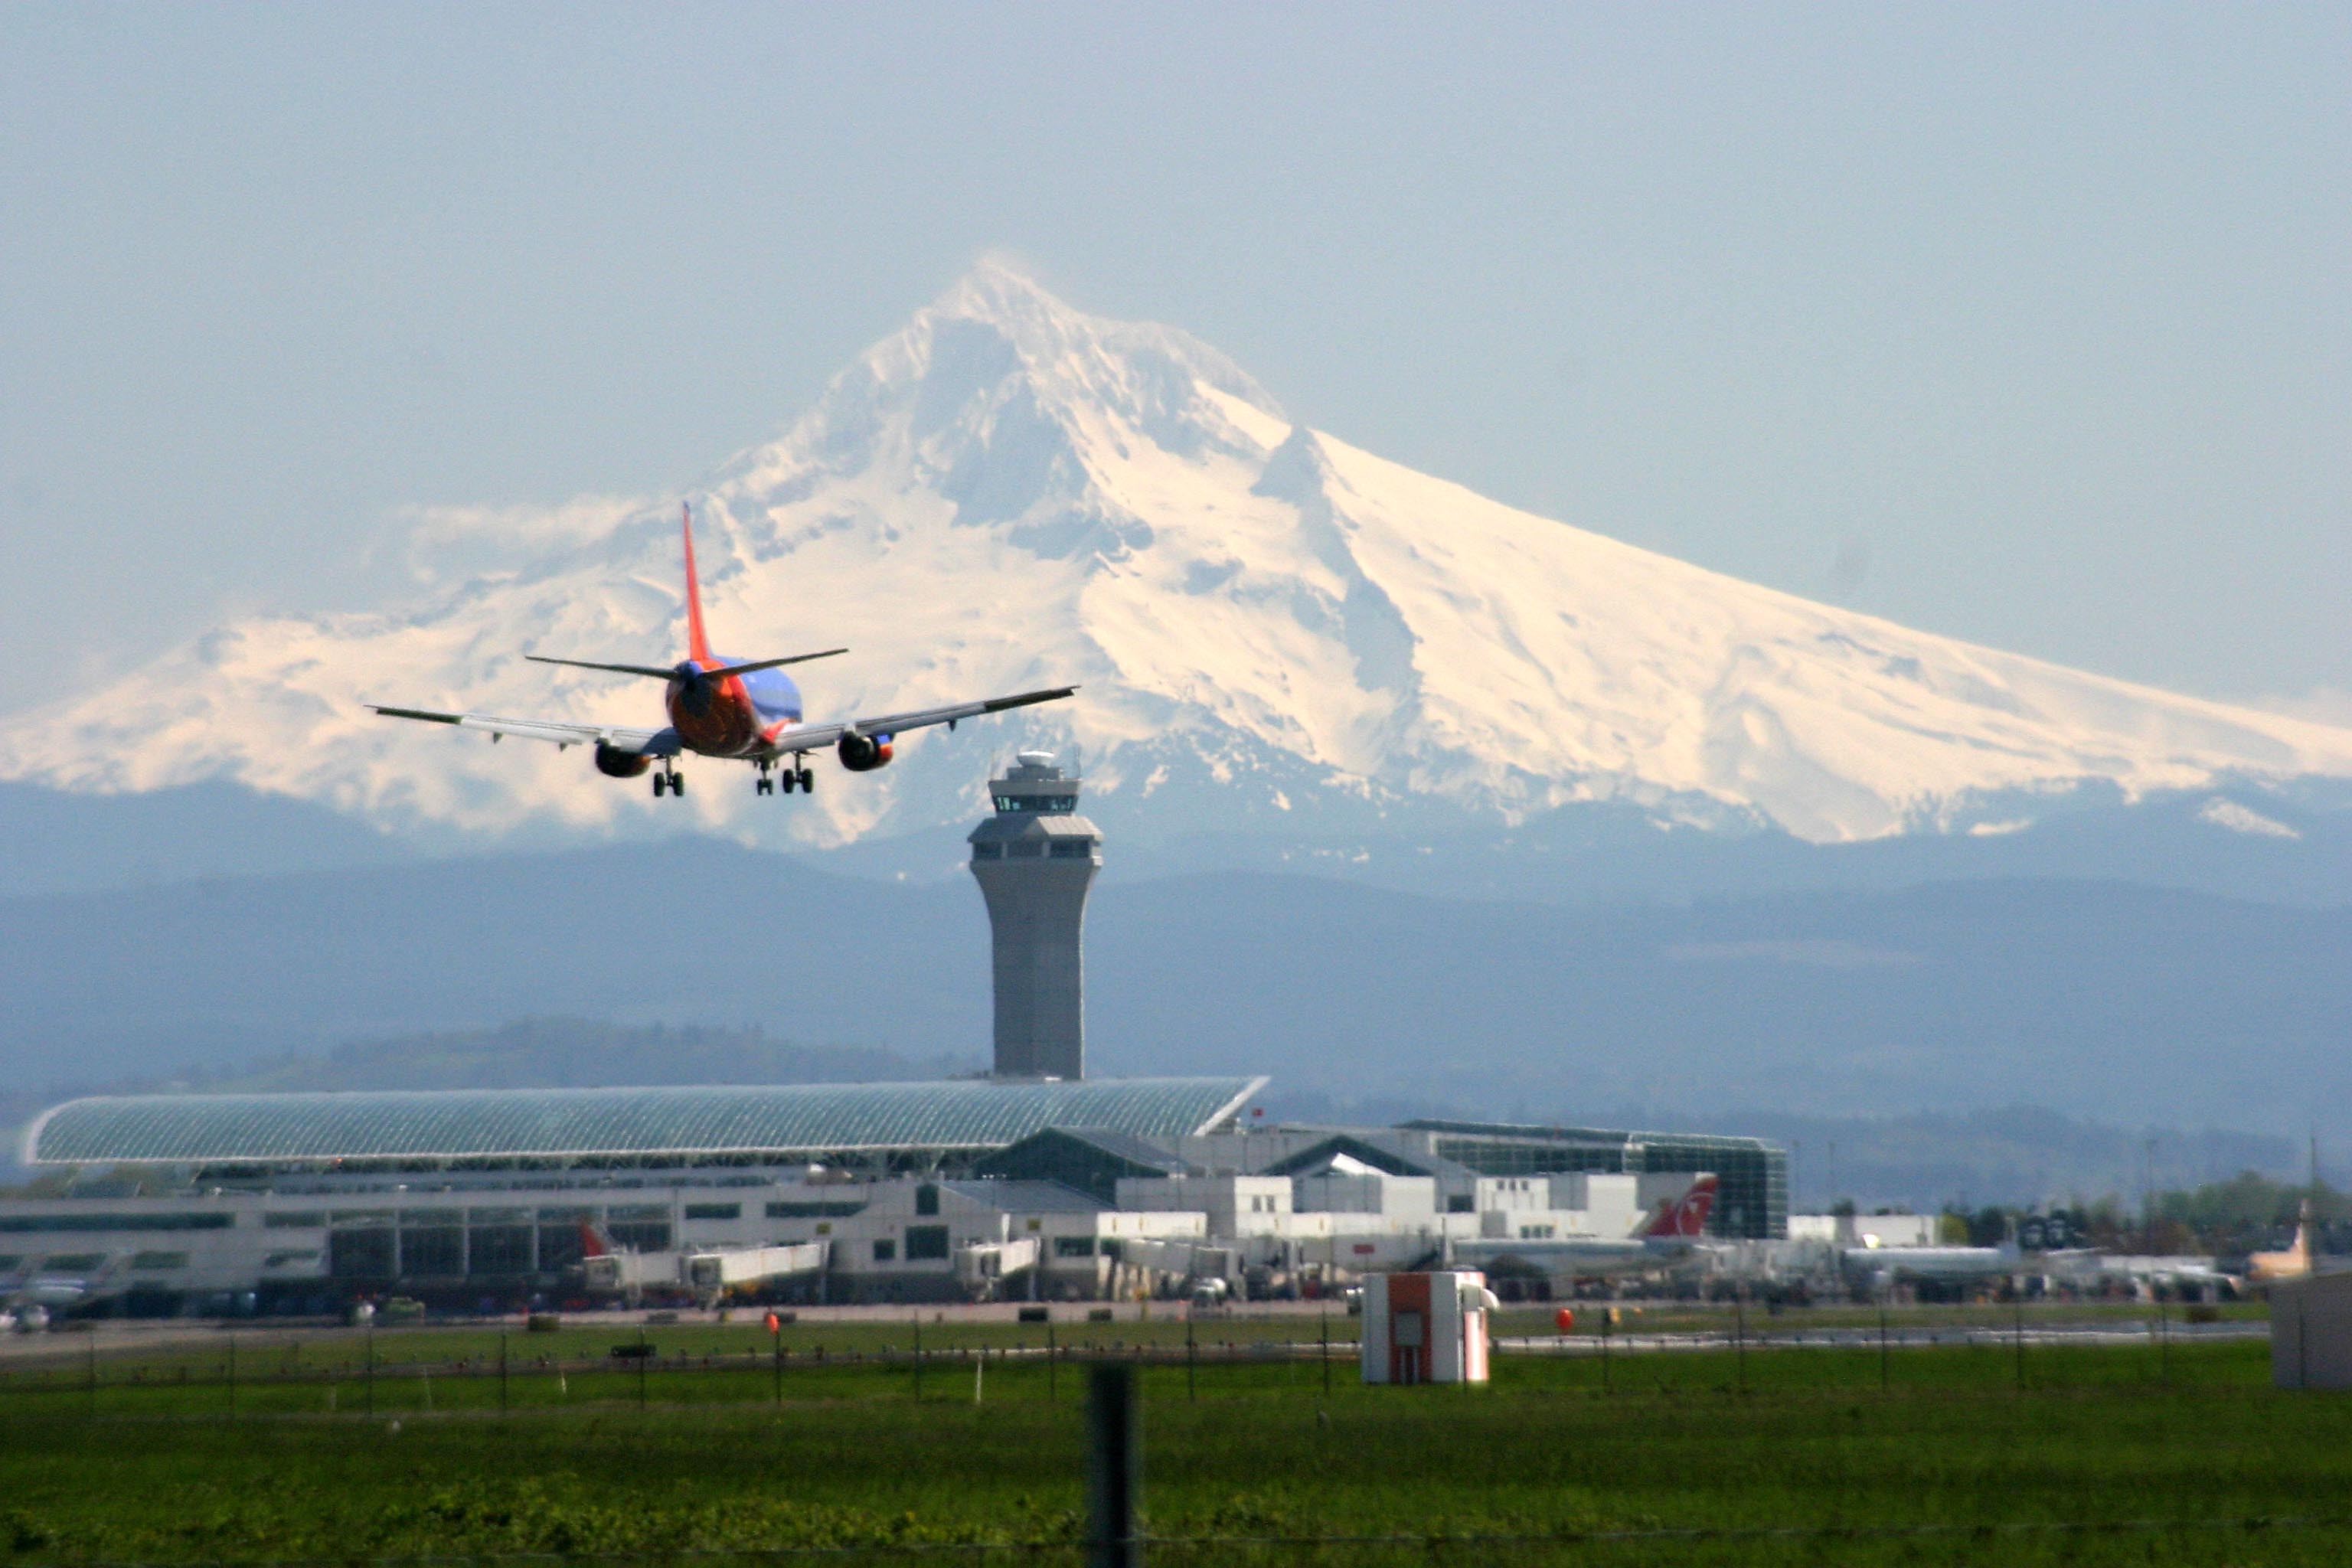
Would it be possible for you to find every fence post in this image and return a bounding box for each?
[1735,1292,1746,1393]
[1320,1306,1331,1395]
[1878,1302,1890,1392]
[2013,1293,2025,1391]
[2298,1284,2309,1390]
[772,1322,783,1410]
[1048,1321,1058,1403]
[500,1331,510,1414]
[365,1321,376,1416]
[1086,1363,1142,1568]
[86,1336,96,1418]
[1185,1312,1197,1403]
[1601,1306,1612,1394]
[637,1325,648,1409]
[227,1336,236,1419]
[913,1316,924,1403]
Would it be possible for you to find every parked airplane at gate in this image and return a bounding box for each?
[1453,1175,1720,1280]
[370,506,1076,797]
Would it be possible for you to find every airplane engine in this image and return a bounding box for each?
[837,730,894,773]
[593,741,654,779]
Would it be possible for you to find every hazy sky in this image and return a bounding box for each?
[4,4,2345,717]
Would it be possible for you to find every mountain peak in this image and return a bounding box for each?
[924,257,1080,331]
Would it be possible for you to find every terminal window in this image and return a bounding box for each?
[1054,1236,1096,1258]
[606,1222,671,1253]
[768,1200,865,1220]
[132,1251,189,1271]
[535,1223,586,1274]
[0,1212,234,1233]
[683,1203,740,1221]
[400,1226,464,1277]
[905,1225,950,1262]
[468,1225,532,1276]
[871,1238,896,1263]
[328,1230,395,1279]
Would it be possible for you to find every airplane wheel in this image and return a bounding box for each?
[781,772,796,795]
[799,768,815,793]
[756,778,771,795]
[652,773,666,798]
[671,773,686,797]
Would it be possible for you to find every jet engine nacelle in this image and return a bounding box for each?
[837,730,894,773]
[593,741,654,779]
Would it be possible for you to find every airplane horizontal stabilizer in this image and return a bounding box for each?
[526,648,848,681]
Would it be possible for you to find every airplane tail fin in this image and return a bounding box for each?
[1642,1175,1720,1239]
[681,503,713,662]
[579,1220,614,1259]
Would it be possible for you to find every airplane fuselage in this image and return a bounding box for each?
[666,657,805,758]
[1455,1236,1701,1279]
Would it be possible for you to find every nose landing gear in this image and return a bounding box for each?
[652,768,685,798]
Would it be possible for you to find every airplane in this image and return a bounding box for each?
[2,1252,120,1322]
[2248,1200,2315,1284]
[369,505,1077,798]
[1839,1240,2020,1293]
[1452,1175,1720,1280]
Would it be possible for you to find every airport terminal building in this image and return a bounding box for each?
[3,755,1786,1315]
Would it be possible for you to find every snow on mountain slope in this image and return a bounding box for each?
[8,261,2350,848]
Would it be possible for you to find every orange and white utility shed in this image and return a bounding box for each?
[1361,1270,1497,1385]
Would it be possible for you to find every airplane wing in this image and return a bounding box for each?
[759,685,1078,756]
[367,704,682,756]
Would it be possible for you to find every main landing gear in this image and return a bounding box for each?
[756,761,815,797]
[651,768,685,798]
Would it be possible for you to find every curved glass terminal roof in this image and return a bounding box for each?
[24,1077,1266,1167]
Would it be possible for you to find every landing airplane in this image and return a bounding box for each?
[369,506,1076,797]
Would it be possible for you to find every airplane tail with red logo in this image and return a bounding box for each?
[1642,1174,1720,1239]
[579,1220,615,1259]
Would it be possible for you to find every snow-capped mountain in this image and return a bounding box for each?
[8,262,2351,849]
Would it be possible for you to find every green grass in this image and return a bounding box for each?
[4,1335,2349,1565]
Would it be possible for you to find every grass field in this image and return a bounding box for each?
[2,1322,2348,1566]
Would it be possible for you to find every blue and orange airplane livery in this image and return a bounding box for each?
[370,505,1076,798]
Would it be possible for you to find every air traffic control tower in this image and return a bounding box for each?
[968,751,1100,1080]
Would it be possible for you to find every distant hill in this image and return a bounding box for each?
[2,838,2346,1142]
[1717,1105,2299,1214]
[0,779,423,897]
[8,772,2352,910]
